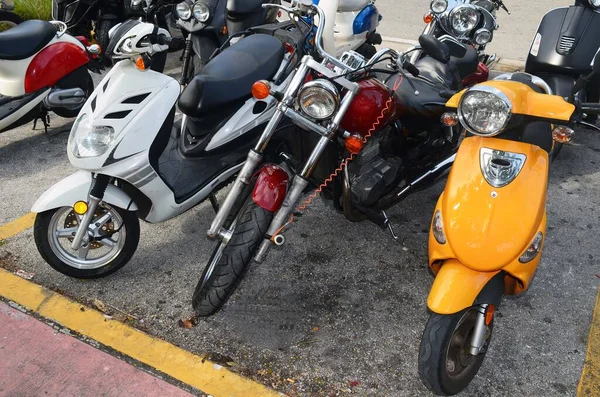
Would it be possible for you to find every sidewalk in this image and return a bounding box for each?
[0,301,192,397]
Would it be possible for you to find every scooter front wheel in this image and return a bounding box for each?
[192,197,273,317]
[34,204,140,278]
[418,307,493,396]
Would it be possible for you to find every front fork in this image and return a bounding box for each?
[70,174,110,250]
[469,304,489,356]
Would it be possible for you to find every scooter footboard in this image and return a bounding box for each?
[32,171,138,213]
[427,259,503,315]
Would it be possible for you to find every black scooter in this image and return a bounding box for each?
[525,0,600,101]
[175,0,280,85]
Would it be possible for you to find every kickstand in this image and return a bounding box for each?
[209,193,220,213]
[381,210,405,245]
[33,113,50,133]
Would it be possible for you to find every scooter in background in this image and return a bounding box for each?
[0,20,99,134]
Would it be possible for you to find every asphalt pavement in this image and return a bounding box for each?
[1,2,600,396]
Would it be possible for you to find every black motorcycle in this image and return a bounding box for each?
[174,0,280,85]
[525,0,600,156]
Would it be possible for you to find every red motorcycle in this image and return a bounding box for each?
[190,1,484,316]
[0,20,100,134]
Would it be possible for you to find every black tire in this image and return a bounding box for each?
[0,10,23,32]
[53,67,95,118]
[34,205,140,279]
[192,197,273,316]
[96,19,118,66]
[418,308,493,396]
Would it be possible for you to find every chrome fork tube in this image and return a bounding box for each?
[207,59,313,239]
[469,304,489,356]
[70,196,100,250]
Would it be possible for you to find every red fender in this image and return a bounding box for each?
[251,164,289,212]
[25,42,89,93]
[461,62,490,88]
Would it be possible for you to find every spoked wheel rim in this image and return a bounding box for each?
[47,205,127,270]
[444,307,491,381]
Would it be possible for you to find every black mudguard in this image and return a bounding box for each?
[474,271,505,308]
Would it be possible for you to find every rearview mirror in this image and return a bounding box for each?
[419,34,450,64]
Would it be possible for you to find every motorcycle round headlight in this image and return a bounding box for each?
[192,2,210,22]
[70,114,116,158]
[458,88,512,136]
[589,0,600,10]
[176,2,192,20]
[297,80,340,120]
[474,28,492,45]
[430,0,447,14]
[449,5,479,35]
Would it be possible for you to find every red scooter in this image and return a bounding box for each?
[0,19,100,133]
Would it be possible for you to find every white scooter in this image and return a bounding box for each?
[31,16,303,278]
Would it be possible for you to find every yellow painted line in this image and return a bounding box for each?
[0,212,35,240]
[0,268,280,397]
[578,286,600,396]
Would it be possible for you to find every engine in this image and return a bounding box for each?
[348,136,402,206]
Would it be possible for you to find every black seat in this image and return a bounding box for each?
[416,45,479,90]
[178,34,284,118]
[0,20,57,60]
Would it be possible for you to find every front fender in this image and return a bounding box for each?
[31,171,138,213]
[427,259,502,315]
[251,164,289,212]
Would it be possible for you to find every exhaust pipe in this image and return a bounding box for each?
[44,88,86,110]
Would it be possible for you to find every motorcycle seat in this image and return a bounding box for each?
[0,20,57,61]
[178,34,284,118]
[416,45,479,90]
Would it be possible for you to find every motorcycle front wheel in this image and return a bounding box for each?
[192,196,273,316]
[34,204,140,279]
[418,307,493,396]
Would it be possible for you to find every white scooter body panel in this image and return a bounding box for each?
[334,11,370,55]
[0,33,85,97]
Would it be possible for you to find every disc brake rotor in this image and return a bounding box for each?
[64,209,116,249]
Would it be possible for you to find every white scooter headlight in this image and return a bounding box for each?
[70,114,115,158]
[176,2,192,20]
[192,1,210,22]
[297,80,340,120]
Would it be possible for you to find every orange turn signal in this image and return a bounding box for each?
[134,55,151,71]
[252,80,271,100]
[440,112,458,126]
[345,135,364,154]
[552,125,575,143]
[423,12,434,24]
[485,304,495,326]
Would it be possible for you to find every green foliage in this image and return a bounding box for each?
[13,0,52,21]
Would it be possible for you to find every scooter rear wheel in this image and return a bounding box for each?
[418,307,493,395]
[53,67,95,118]
[34,204,140,278]
[0,10,23,32]
[192,196,273,317]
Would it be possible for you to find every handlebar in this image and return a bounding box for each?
[581,102,600,116]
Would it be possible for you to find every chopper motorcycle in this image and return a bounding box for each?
[31,4,316,278]
[192,0,482,316]
[417,55,600,395]
[0,20,98,134]
[525,0,600,157]
[411,0,508,69]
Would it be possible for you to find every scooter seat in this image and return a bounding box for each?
[416,45,479,90]
[0,20,57,60]
[178,34,284,118]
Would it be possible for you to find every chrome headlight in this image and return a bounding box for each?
[430,0,447,14]
[70,114,115,158]
[474,28,492,45]
[297,80,340,120]
[176,2,192,20]
[449,5,479,35]
[192,1,210,22]
[589,0,600,10]
[458,87,512,136]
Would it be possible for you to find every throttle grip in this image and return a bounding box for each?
[404,61,420,77]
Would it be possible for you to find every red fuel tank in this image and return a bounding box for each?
[340,78,396,136]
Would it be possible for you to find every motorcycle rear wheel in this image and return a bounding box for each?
[418,307,493,396]
[0,10,22,32]
[192,196,273,317]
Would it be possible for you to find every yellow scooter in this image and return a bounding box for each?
[418,51,600,395]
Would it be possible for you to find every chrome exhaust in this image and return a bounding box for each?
[44,88,86,110]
